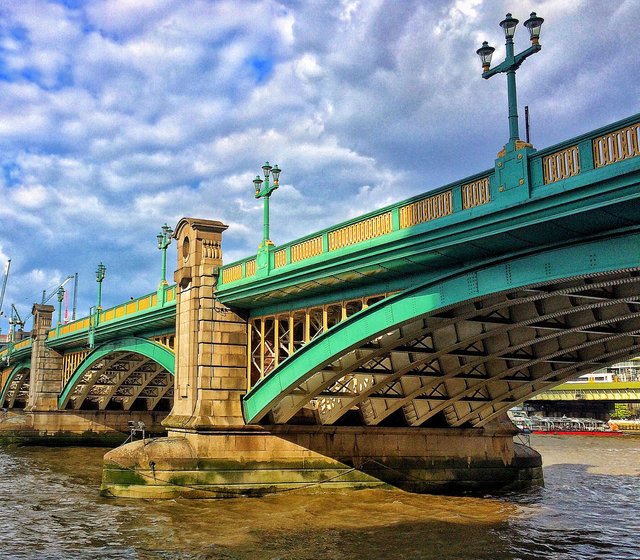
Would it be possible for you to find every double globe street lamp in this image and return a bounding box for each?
[95,262,106,311]
[253,162,281,249]
[476,12,544,152]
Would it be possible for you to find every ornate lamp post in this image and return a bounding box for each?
[56,286,65,327]
[253,161,282,249]
[95,262,106,312]
[157,223,173,287]
[476,12,544,153]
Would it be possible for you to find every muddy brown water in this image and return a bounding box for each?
[0,435,639,559]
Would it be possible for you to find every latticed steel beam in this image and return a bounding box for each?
[7,369,29,408]
[465,338,640,427]
[406,326,640,427]
[121,365,166,410]
[97,357,156,410]
[269,277,640,424]
[318,304,640,426]
[68,353,132,409]
[146,379,173,410]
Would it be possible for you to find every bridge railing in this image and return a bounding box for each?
[0,285,178,367]
[48,284,177,341]
[220,167,494,284]
[220,113,640,287]
[529,114,640,189]
[0,337,33,364]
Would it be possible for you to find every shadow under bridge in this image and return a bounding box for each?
[58,337,175,412]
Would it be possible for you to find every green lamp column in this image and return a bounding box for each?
[253,162,282,274]
[476,12,544,153]
[95,262,106,326]
[56,286,65,332]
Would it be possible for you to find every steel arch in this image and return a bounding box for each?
[58,337,174,410]
[243,230,640,425]
[0,362,31,408]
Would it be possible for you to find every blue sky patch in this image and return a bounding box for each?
[248,56,273,84]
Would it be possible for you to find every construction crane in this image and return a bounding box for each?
[40,275,75,305]
[10,275,76,333]
[0,259,11,332]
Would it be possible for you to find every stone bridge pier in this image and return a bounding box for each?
[101,216,542,499]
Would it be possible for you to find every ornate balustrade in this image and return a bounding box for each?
[220,113,640,286]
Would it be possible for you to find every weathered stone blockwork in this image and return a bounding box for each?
[26,304,63,411]
[102,424,542,498]
[162,218,248,431]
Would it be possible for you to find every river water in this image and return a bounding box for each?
[0,435,638,560]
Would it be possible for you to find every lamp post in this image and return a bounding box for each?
[56,286,65,327]
[157,223,173,287]
[95,262,106,313]
[253,161,282,249]
[476,12,544,152]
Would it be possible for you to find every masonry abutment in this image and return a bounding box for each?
[26,304,63,412]
[161,217,248,430]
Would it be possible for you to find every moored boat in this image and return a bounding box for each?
[508,410,624,436]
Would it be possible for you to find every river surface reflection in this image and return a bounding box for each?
[0,435,639,559]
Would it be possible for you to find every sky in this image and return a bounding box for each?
[0,0,638,333]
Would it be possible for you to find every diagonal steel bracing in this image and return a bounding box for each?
[245,251,640,427]
[274,279,640,425]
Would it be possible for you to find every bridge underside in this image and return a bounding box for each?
[261,270,640,427]
[244,233,640,427]
[1,367,30,409]
[63,351,173,411]
[60,339,175,412]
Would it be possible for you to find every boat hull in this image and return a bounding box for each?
[531,430,623,436]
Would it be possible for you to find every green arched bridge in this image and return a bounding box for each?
[2,113,639,433]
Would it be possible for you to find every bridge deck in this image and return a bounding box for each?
[218,114,640,314]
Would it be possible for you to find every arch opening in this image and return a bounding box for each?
[59,337,174,412]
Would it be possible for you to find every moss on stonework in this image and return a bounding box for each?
[101,465,148,487]
[0,430,127,448]
[195,457,349,472]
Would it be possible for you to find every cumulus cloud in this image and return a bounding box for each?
[0,0,637,330]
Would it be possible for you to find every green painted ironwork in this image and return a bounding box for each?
[96,262,106,315]
[58,336,175,409]
[242,230,640,423]
[478,13,543,151]
[0,361,30,406]
[218,114,640,312]
[157,223,173,288]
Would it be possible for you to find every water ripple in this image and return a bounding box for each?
[0,437,638,559]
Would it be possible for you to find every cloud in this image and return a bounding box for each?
[0,0,638,331]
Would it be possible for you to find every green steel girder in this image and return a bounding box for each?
[58,336,174,410]
[242,230,640,425]
[220,174,640,314]
[0,342,32,365]
[219,114,640,312]
[48,303,176,351]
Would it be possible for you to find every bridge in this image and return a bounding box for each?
[1,111,639,495]
[526,368,640,419]
[532,380,640,403]
[0,286,176,439]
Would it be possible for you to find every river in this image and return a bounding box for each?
[0,435,638,559]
